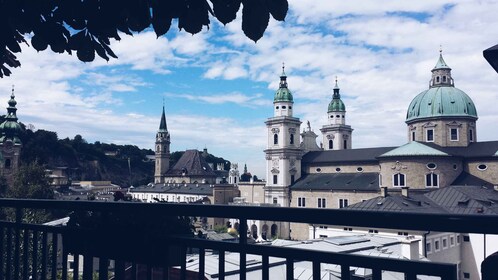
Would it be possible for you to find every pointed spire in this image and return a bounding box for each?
[433,48,451,70]
[333,77,341,99]
[159,105,167,131]
[279,62,288,88]
[7,85,17,120]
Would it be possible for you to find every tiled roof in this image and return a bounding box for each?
[165,149,217,177]
[347,185,498,215]
[424,141,498,158]
[302,147,396,164]
[291,173,380,191]
[379,141,449,157]
[130,183,214,196]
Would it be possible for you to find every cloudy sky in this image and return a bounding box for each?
[1,0,498,178]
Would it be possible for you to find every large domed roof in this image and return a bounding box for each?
[406,86,477,122]
[406,53,478,123]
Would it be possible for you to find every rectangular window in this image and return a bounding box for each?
[393,173,406,187]
[469,129,474,142]
[450,236,455,246]
[426,129,434,142]
[450,128,458,141]
[368,229,378,233]
[442,238,448,249]
[273,175,278,184]
[343,139,347,149]
[298,197,306,207]
[412,131,416,141]
[463,272,470,279]
[339,199,349,208]
[343,227,352,231]
[463,235,470,242]
[457,235,461,244]
[435,240,440,251]
[290,175,295,185]
[426,242,432,253]
[317,198,326,208]
[426,173,439,188]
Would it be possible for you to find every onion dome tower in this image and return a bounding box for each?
[0,86,22,181]
[406,51,478,147]
[320,78,353,150]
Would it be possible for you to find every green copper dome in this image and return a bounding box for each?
[406,87,477,122]
[406,53,477,123]
[0,88,22,144]
[274,67,293,103]
[328,79,346,112]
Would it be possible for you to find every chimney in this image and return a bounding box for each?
[380,187,388,197]
[401,236,420,260]
[401,186,409,197]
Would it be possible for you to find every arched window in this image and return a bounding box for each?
[436,76,440,83]
[273,134,278,145]
[290,134,294,145]
[426,173,439,188]
[271,224,278,238]
[343,140,347,149]
[393,173,406,187]
[328,140,333,149]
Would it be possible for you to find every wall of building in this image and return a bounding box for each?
[289,190,379,240]
[238,182,266,203]
[407,119,476,147]
[465,160,498,185]
[379,158,463,189]
[306,163,379,174]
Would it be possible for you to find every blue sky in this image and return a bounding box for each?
[1,0,498,179]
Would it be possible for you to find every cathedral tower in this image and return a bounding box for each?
[0,86,22,183]
[406,51,478,147]
[154,105,171,183]
[264,65,302,208]
[320,78,353,150]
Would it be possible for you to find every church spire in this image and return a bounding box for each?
[279,62,288,89]
[159,104,167,132]
[332,76,341,100]
[328,77,345,113]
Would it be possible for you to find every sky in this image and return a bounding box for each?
[1,0,498,179]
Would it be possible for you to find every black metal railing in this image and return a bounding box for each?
[1,198,497,280]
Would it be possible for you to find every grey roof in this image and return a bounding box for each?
[347,185,498,215]
[165,149,217,177]
[451,171,493,187]
[291,173,380,192]
[424,141,498,159]
[302,147,396,164]
[130,183,214,196]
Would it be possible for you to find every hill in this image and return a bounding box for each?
[16,125,231,187]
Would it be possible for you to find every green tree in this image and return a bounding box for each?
[8,161,53,200]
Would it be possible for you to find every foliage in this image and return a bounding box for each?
[0,0,288,77]
[8,161,53,200]
[213,224,228,233]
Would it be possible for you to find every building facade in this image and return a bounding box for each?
[0,87,22,184]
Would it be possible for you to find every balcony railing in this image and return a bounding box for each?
[0,198,497,280]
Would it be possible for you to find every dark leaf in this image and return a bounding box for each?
[68,31,86,51]
[151,0,173,37]
[179,0,211,34]
[127,0,152,32]
[242,0,269,42]
[76,47,95,63]
[211,0,241,25]
[93,39,109,61]
[6,37,21,53]
[0,65,12,77]
[266,0,287,21]
[98,38,118,59]
[31,34,48,51]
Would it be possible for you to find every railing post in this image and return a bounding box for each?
[482,251,498,280]
[218,250,225,280]
[22,229,29,280]
[286,258,294,280]
[312,261,320,280]
[14,208,22,279]
[239,219,247,280]
[0,227,4,280]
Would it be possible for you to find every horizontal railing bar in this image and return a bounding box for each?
[0,199,497,234]
[0,221,65,233]
[169,237,456,277]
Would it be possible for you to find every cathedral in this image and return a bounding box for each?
[263,52,498,240]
